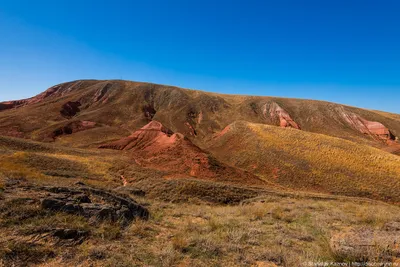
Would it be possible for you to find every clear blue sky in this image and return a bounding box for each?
[0,0,399,113]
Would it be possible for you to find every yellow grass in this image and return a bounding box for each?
[210,121,400,203]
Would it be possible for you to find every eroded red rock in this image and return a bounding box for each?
[338,107,395,142]
[99,121,265,185]
[263,102,301,129]
[214,124,231,138]
[93,83,112,103]
[185,122,197,136]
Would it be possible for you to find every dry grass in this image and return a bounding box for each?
[0,126,400,267]
[0,143,399,266]
[210,121,400,203]
[0,136,129,189]
[16,195,395,266]
[1,79,399,150]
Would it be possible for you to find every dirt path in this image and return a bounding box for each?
[120,175,128,186]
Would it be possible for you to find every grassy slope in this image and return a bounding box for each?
[1,81,400,266]
[1,135,400,265]
[0,135,123,188]
[0,136,265,204]
[0,80,399,150]
[208,121,400,203]
[2,184,400,266]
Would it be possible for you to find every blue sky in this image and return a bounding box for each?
[0,0,399,113]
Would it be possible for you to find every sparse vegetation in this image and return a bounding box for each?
[0,80,399,266]
[210,121,400,203]
[3,191,399,266]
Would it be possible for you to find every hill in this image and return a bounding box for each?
[208,121,400,203]
[98,120,266,186]
[1,80,400,265]
[0,79,399,203]
[0,80,399,151]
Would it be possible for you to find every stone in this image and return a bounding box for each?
[116,206,134,222]
[41,198,65,211]
[62,202,83,214]
[262,102,300,129]
[97,207,117,221]
[41,185,149,223]
[75,194,91,203]
[53,229,89,240]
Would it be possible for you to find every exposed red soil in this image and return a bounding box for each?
[338,107,396,143]
[185,122,197,136]
[214,124,231,138]
[197,111,203,124]
[99,121,174,150]
[93,83,112,103]
[99,121,265,186]
[120,175,128,186]
[264,102,301,129]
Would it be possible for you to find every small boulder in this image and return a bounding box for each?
[75,194,91,203]
[41,198,65,211]
[97,207,117,221]
[53,229,89,240]
[62,202,83,214]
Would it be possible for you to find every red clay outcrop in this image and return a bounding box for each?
[99,121,265,185]
[93,83,112,103]
[338,107,396,142]
[99,121,174,150]
[263,102,301,129]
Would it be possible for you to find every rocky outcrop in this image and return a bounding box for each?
[93,83,112,103]
[40,185,149,223]
[99,121,265,185]
[52,228,89,242]
[99,121,174,150]
[263,102,300,129]
[337,107,396,142]
[99,121,215,176]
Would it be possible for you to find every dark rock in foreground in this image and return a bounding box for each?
[40,185,149,223]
